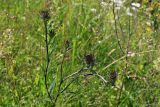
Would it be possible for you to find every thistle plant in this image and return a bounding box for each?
[40,10,53,104]
[1,0,160,106]
[38,1,160,106]
[40,10,110,106]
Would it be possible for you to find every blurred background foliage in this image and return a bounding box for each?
[0,0,160,106]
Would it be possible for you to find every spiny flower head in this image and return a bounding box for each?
[40,10,50,20]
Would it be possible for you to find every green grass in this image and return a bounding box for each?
[0,0,160,107]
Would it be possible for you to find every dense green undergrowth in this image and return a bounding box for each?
[0,0,160,106]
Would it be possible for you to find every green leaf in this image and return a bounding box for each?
[49,79,56,94]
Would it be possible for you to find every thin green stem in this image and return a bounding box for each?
[112,2,125,55]
[43,19,53,103]
[117,16,131,107]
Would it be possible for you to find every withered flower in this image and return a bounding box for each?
[84,54,95,66]
[49,30,55,38]
[148,0,152,3]
[109,71,118,86]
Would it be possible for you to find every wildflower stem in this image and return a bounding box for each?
[54,47,67,105]
[117,16,132,107]
[112,2,125,54]
[43,19,53,103]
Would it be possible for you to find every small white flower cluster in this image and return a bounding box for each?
[91,1,107,14]
[126,2,141,16]
[100,1,107,8]
[127,51,135,57]
[112,0,125,10]
[3,28,14,37]
[131,2,141,8]
[90,8,101,19]
[90,8,97,14]
[111,0,141,16]
[91,1,141,18]
[131,2,141,11]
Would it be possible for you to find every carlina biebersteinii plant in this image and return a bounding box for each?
[39,9,110,107]
[40,9,54,105]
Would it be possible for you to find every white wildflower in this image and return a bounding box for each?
[146,21,151,26]
[131,6,137,11]
[100,2,107,8]
[126,8,132,16]
[131,2,141,8]
[127,52,135,57]
[113,0,124,7]
[90,8,97,14]
[95,14,101,19]
[115,7,121,10]
[98,41,102,44]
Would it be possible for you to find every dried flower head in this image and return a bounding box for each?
[40,10,50,20]
[84,54,95,66]
[49,30,55,38]
[148,0,152,3]
[110,71,118,80]
[109,71,118,86]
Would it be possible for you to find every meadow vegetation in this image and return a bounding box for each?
[0,0,160,106]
